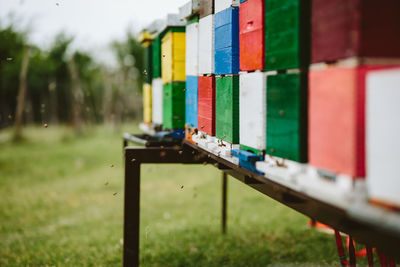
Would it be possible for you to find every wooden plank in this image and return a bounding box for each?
[266,72,307,162]
[239,72,266,153]
[216,75,239,143]
[198,75,216,135]
[163,82,186,130]
[215,6,239,75]
[185,75,199,128]
[366,68,400,209]
[239,0,264,71]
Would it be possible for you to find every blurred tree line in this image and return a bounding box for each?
[0,21,145,137]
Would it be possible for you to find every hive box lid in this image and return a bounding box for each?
[179,0,201,20]
[159,14,186,37]
[215,0,240,14]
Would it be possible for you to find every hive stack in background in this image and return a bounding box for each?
[160,14,186,131]
[197,0,216,137]
[236,0,265,169]
[308,0,400,208]
[179,0,200,143]
[149,20,164,130]
[138,30,154,133]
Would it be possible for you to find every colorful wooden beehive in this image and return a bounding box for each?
[198,76,215,135]
[216,75,239,143]
[138,30,154,124]
[152,78,163,125]
[163,81,186,130]
[214,6,239,75]
[186,17,199,76]
[186,76,198,128]
[200,0,214,18]
[264,0,310,71]
[215,0,240,13]
[366,68,400,209]
[239,0,264,71]
[266,71,307,162]
[161,28,186,84]
[199,14,215,75]
[309,62,400,178]
[239,72,266,155]
[311,0,400,64]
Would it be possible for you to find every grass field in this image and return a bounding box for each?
[0,125,358,266]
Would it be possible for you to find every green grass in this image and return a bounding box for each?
[0,124,358,266]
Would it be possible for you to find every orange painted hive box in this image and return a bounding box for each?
[197,76,216,135]
[239,0,264,71]
[309,64,399,178]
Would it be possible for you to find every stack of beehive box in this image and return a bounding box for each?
[147,0,400,210]
[197,0,216,137]
[159,14,186,131]
[179,0,200,142]
[254,0,310,176]
[149,20,164,130]
[138,30,153,132]
[307,0,400,209]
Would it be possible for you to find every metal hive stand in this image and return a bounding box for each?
[122,133,400,267]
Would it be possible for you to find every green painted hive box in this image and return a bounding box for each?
[163,82,186,130]
[152,35,162,79]
[264,0,310,71]
[266,72,307,162]
[216,76,239,143]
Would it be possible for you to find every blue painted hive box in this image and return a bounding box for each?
[214,6,239,75]
[185,75,198,128]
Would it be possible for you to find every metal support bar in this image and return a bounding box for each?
[222,172,228,234]
[123,144,209,267]
[123,155,140,267]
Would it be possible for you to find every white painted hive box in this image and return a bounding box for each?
[366,68,400,208]
[239,72,266,152]
[185,22,199,76]
[152,78,163,125]
[198,14,215,75]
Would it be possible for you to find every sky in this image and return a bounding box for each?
[0,0,187,63]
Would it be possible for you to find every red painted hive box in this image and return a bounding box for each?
[239,0,264,71]
[312,0,400,63]
[309,64,399,178]
[198,76,216,135]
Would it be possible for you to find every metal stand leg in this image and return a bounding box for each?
[123,155,140,267]
[222,172,228,234]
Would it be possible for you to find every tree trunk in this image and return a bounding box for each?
[13,45,31,141]
[48,80,59,125]
[68,56,84,135]
[102,69,113,124]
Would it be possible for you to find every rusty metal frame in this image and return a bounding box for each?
[123,138,400,267]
